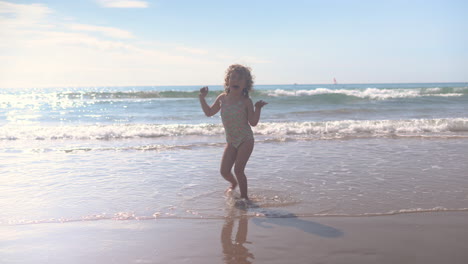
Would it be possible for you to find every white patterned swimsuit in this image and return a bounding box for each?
[220,98,254,148]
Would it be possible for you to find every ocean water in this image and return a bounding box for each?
[1,83,468,224]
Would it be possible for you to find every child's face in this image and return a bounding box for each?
[228,71,247,91]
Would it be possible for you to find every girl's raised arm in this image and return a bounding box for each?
[199,86,222,117]
[247,98,267,126]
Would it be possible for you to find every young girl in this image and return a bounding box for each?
[199,64,267,200]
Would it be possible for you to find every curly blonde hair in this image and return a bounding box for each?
[224,64,254,97]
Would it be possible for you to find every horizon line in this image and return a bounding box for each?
[1,81,467,89]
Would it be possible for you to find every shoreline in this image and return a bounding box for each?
[4,207,468,226]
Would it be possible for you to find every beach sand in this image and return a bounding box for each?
[2,212,467,264]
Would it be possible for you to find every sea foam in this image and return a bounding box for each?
[1,118,467,141]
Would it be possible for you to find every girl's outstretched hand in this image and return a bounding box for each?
[199,86,209,98]
[255,100,268,108]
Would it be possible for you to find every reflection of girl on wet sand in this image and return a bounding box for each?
[221,208,254,264]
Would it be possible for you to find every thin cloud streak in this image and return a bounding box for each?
[68,23,134,39]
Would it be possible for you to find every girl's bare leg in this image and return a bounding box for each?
[220,143,238,192]
[234,139,254,199]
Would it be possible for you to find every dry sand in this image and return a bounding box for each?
[1,212,467,264]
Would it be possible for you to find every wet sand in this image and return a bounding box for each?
[1,212,467,264]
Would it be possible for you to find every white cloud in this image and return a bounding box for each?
[0,1,52,29]
[0,1,270,88]
[68,23,134,39]
[96,0,149,8]
[0,1,51,17]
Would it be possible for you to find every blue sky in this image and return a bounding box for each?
[1,0,467,88]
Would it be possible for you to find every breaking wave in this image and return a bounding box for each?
[1,118,467,141]
[263,87,468,100]
[1,86,467,106]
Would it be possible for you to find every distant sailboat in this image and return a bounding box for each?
[333,78,337,85]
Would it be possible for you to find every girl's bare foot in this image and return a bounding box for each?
[235,197,251,209]
[224,182,237,195]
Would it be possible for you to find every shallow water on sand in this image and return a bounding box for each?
[1,137,467,225]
